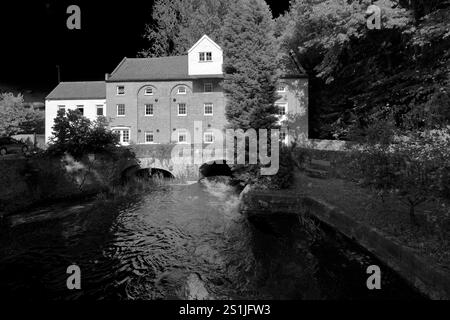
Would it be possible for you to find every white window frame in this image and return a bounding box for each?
[204,83,213,93]
[58,105,66,113]
[96,105,104,116]
[199,52,212,62]
[76,105,84,115]
[144,104,154,116]
[204,103,213,116]
[204,132,214,144]
[277,84,287,93]
[280,130,288,144]
[117,104,125,117]
[276,102,288,117]
[144,131,155,144]
[177,86,187,94]
[117,85,125,95]
[112,127,130,145]
[178,131,188,144]
[144,87,153,95]
[178,103,187,116]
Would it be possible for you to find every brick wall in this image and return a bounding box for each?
[106,77,309,144]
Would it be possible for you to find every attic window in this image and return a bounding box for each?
[199,52,212,62]
[117,86,125,95]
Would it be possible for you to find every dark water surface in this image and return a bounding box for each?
[0,178,424,300]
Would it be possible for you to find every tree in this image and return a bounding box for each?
[47,110,120,159]
[221,0,279,130]
[140,0,233,57]
[0,92,43,136]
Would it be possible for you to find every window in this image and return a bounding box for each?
[144,87,153,95]
[204,103,213,116]
[277,84,287,92]
[178,131,188,143]
[276,103,287,116]
[204,132,214,144]
[96,105,104,116]
[145,131,154,143]
[177,86,186,94]
[58,105,65,113]
[117,86,125,95]
[280,131,287,143]
[117,104,125,116]
[204,83,213,93]
[199,52,212,62]
[145,104,154,116]
[76,105,84,115]
[112,129,130,144]
[178,103,187,116]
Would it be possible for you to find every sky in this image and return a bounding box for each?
[0,0,290,101]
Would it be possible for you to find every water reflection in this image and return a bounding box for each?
[0,178,423,300]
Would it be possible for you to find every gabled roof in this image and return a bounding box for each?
[107,56,190,82]
[188,34,222,53]
[46,81,106,100]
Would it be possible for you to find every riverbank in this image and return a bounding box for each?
[240,171,450,299]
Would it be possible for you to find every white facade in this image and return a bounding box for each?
[188,35,223,76]
[45,99,106,144]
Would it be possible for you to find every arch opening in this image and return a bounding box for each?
[199,160,232,178]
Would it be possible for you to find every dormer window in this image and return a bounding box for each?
[177,86,187,94]
[144,87,153,95]
[199,52,212,62]
[117,85,125,95]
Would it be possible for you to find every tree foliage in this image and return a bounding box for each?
[222,0,279,130]
[0,92,43,136]
[140,0,233,57]
[277,0,450,138]
[47,110,120,159]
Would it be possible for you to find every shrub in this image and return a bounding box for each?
[349,127,450,224]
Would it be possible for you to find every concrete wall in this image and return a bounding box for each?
[45,99,106,143]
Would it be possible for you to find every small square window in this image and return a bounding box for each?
[178,86,186,94]
[144,87,153,95]
[117,104,125,116]
[204,103,213,116]
[122,130,130,143]
[204,83,213,93]
[76,105,84,115]
[206,52,212,61]
[96,105,104,116]
[199,52,205,61]
[276,103,287,116]
[178,132,187,143]
[178,103,187,116]
[117,86,125,95]
[58,105,65,113]
[199,52,212,62]
[204,132,214,144]
[145,104,154,116]
[280,131,287,143]
[277,84,287,92]
[145,131,154,143]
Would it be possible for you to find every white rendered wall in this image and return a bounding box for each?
[45,99,106,144]
[188,36,223,76]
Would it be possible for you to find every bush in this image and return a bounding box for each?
[349,127,450,224]
[46,110,120,159]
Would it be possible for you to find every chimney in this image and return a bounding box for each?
[105,73,110,81]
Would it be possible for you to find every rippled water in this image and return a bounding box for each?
[0,178,423,300]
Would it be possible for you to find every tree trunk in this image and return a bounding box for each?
[409,204,418,225]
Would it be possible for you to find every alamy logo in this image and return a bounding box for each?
[366,5,381,30]
[366,265,381,290]
[66,264,81,290]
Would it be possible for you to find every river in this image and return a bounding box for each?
[0,178,424,300]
